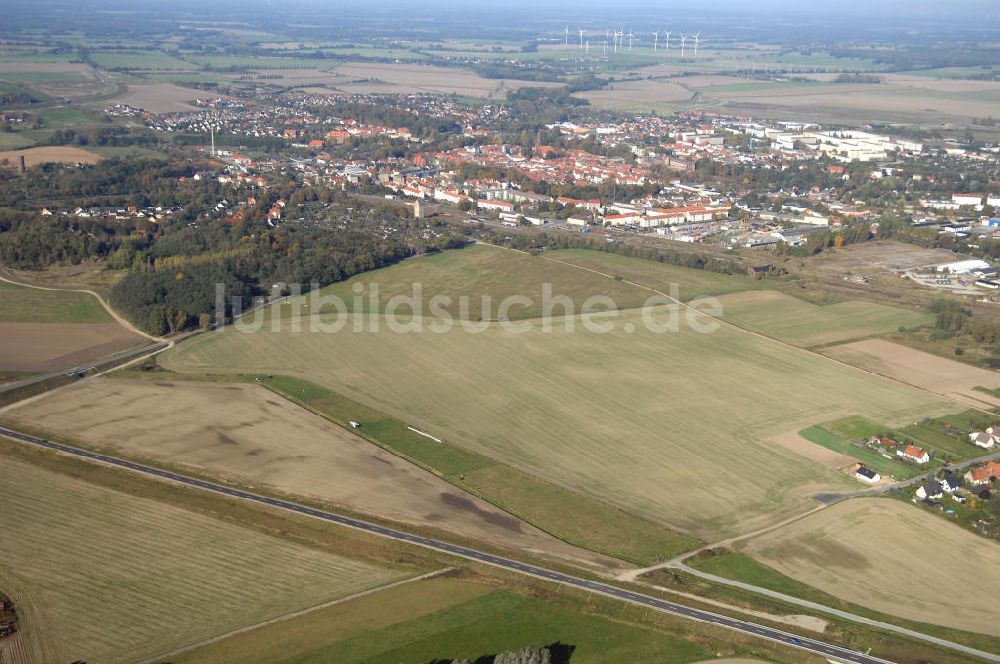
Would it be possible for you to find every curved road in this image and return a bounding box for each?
[0,425,893,664]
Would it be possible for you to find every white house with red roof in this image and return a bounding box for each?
[897,445,929,464]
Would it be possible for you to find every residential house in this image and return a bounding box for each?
[916,481,943,500]
[969,431,995,449]
[939,476,960,493]
[855,466,880,484]
[897,445,930,464]
[965,466,992,486]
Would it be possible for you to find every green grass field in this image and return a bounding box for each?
[0,279,111,323]
[267,244,662,322]
[163,249,956,539]
[90,51,193,70]
[0,453,406,664]
[173,576,716,664]
[713,290,932,347]
[548,248,762,300]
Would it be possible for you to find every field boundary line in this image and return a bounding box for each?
[0,270,163,342]
[136,567,456,664]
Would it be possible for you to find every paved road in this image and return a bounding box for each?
[673,564,1000,663]
[0,341,167,395]
[0,426,894,664]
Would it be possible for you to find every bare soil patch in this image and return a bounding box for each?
[744,498,1000,636]
[110,83,202,112]
[807,241,957,276]
[823,339,1000,407]
[0,146,101,167]
[4,378,621,571]
[0,62,93,75]
[0,322,143,372]
[575,79,693,109]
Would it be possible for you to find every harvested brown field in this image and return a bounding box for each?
[823,339,1000,408]
[330,62,561,98]
[0,453,404,664]
[0,322,143,372]
[0,62,93,76]
[0,146,101,168]
[743,498,1000,636]
[3,377,621,571]
[110,83,202,112]
[575,79,693,110]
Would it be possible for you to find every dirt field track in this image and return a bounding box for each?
[0,453,403,664]
[3,377,619,570]
[744,498,1000,636]
[0,321,143,371]
[0,146,101,168]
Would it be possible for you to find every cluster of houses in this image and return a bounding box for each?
[38,205,180,222]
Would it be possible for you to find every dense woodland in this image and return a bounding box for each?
[0,158,463,333]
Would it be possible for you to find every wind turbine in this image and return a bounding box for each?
[626,27,635,51]
[564,25,569,46]
[585,40,590,55]
[578,27,585,48]
[603,31,609,55]
[664,31,671,52]
[680,33,687,59]
[693,32,701,56]
[652,30,659,51]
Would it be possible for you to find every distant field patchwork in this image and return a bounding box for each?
[0,454,404,664]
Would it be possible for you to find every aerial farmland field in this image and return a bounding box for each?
[268,244,659,322]
[172,576,722,664]
[0,278,144,371]
[2,376,620,571]
[546,247,762,299]
[741,498,1000,636]
[713,290,932,347]
[0,453,406,664]
[161,250,958,539]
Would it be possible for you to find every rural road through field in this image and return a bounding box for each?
[0,425,902,664]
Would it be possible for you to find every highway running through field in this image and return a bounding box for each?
[0,425,895,664]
